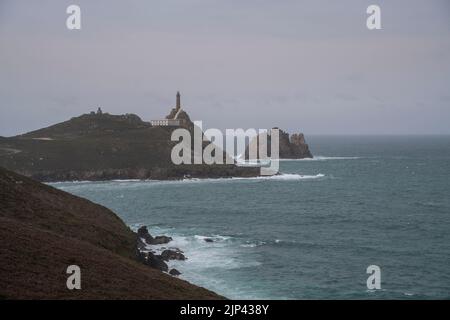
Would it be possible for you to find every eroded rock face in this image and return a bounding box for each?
[151,236,173,245]
[137,237,147,251]
[279,130,313,159]
[138,251,169,272]
[137,226,154,244]
[137,226,173,245]
[161,249,186,261]
[290,133,306,145]
[135,226,186,274]
[245,129,313,159]
[169,268,181,276]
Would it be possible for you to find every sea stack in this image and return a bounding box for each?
[245,128,313,159]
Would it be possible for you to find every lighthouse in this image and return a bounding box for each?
[176,91,181,110]
[150,92,184,127]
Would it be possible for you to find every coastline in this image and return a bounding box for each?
[16,164,261,183]
[0,166,225,299]
[47,172,326,185]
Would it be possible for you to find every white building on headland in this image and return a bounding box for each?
[150,92,183,126]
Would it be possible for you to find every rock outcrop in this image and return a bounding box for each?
[136,226,184,271]
[152,236,173,245]
[169,269,182,276]
[138,251,169,272]
[161,249,186,261]
[137,226,154,244]
[245,128,313,159]
[278,130,313,159]
[137,226,173,245]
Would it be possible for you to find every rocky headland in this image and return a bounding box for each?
[0,166,223,299]
[0,94,312,181]
[0,110,259,182]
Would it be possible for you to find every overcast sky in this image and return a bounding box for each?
[1,0,449,136]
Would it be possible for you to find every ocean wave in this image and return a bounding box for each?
[241,240,266,248]
[259,173,325,181]
[136,228,262,280]
[107,173,326,185]
[48,180,94,185]
[49,179,146,185]
[164,234,260,271]
[194,234,232,242]
[279,156,361,161]
[49,171,326,188]
[240,238,300,248]
[179,173,326,183]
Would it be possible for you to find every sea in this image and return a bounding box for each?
[51,135,450,299]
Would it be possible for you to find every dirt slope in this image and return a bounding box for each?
[0,167,222,299]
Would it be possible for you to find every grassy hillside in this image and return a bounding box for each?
[0,167,223,299]
[0,113,258,181]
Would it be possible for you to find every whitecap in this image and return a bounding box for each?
[194,234,232,242]
[262,173,325,181]
[50,172,326,188]
[240,240,266,248]
[278,156,361,161]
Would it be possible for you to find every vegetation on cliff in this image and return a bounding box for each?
[0,167,223,299]
[0,112,258,181]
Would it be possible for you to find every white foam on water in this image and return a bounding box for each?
[169,240,262,299]
[240,240,266,248]
[176,173,326,183]
[261,173,325,180]
[51,173,326,196]
[240,238,297,248]
[49,170,327,190]
[279,156,361,161]
[194,234,232,242]
[49,180,94,185]
[137,227,262,298]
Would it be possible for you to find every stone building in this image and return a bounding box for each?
[150,91,186,127]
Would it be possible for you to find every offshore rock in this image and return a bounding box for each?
[137,226,172,245]
[161,249,186,261]
[169,268,182,276]
[144,252,169,272]
[245,128,313,159]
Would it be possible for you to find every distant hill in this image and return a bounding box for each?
[20,112,151,140]
[0,167,222,299]
[0,112,259,181]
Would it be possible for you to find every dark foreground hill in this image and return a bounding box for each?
[0,112,258,182]
[0,167,222,299]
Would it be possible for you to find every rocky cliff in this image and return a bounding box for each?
[245,129,313,159]
[278,130,313,159]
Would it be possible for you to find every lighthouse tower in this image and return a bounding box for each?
[176,91,181,111]
[150,91,185,126]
